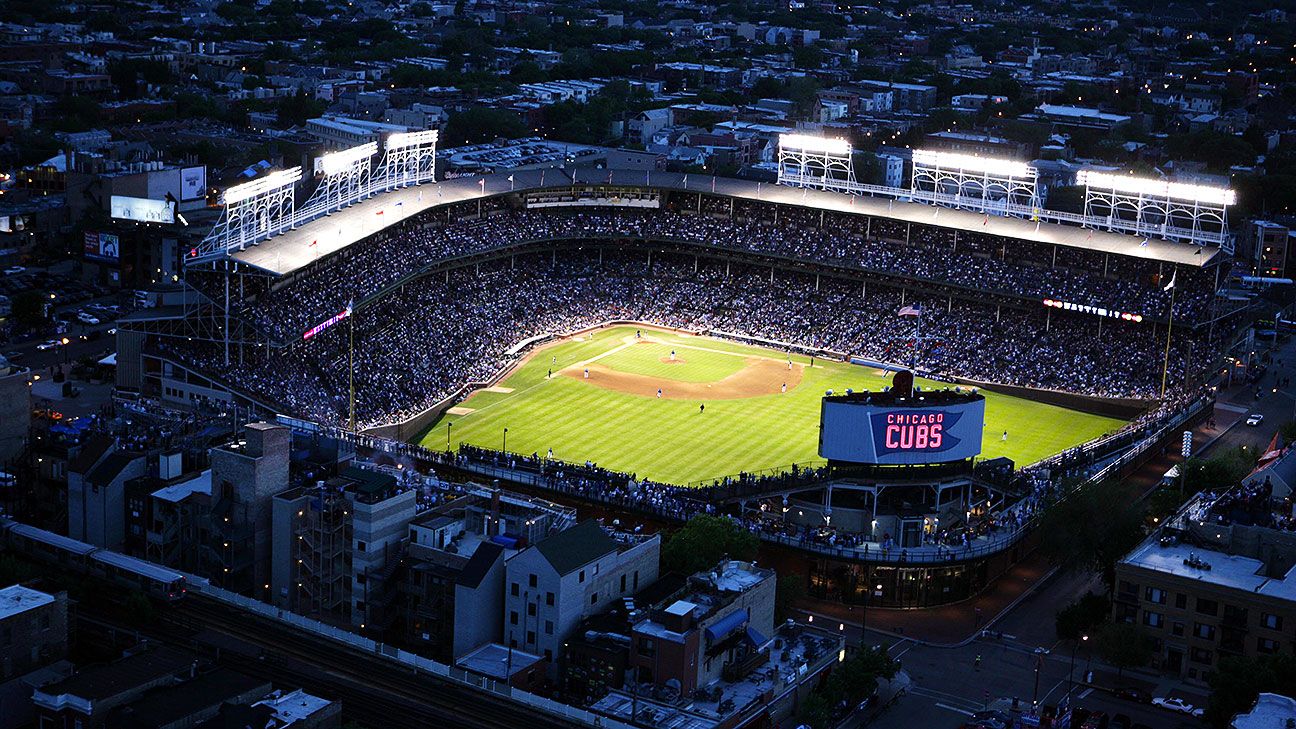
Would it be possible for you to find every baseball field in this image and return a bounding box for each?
[417,325,1126,485]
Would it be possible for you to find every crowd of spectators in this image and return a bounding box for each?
[210,203,1217,342]
[165,248,1204,430]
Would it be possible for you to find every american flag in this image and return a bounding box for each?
[898,303,922,317]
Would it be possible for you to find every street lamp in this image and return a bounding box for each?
[60,337,70,365]
[1068,634,1089,699]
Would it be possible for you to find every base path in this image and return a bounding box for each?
[563,356,805,400]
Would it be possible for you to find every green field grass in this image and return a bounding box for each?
[417,325,1125,485]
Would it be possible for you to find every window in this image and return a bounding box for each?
[1117,580,1138,597]
[634,571,640,590]
[1172,622,1185,637]
[545,620,554,635]
[511,582,519,597]
[1189,647,1213,665]
[638,638,655,657]
[621,574,627,593]
[510,611,518,625]
[1175,593,1187,609]
[1258,637,1280,654]
[546,592,555,606]
[1143,611,1163,628]
[526,630,536,645]
[356,540,366,552]
[1263,613,1283,631]
[1145,587,1166,604]
[1193,623,1216,640]
[579,570,586,583]
[591,593,598,605]
[528,603,536,617]
[1196,598,1218,616]
[529,573,538,588]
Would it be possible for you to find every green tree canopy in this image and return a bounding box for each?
[660,514,758,575]
[442,107,528,146]
[1208,653,1296,728]
[1038,479,1145,591]
[1092,622,1153,680]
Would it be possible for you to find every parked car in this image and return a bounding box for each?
[1247,413,1265,426]
[1080,710,1107,729]
[1113,686,1151,703]
[3,266,24,275]
[77,312,100,325]
[1152,697,1204,717]
[36,340,59,350]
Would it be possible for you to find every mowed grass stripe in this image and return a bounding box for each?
[418,325,1125,484]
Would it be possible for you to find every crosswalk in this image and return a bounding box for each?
[908,685,984,716]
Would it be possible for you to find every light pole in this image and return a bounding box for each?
[1068,634,1088,699]
[60,337,70,365]
[446,420,452,452]
[502,427,508,454]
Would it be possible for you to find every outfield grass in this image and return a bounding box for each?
[417,325,1125,485]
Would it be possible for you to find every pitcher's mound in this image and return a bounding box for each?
[659,356,687,365]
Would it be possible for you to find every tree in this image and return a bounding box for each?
[442,107,528,146]
[10,289,48,329]
[799,692,833,729]
[1038,479,1145,592]
[660,515,758,575]
[775,575,804,622]
[1054,591,1109,641]
[1207,653,1296,728]
[1092,622,1153,681]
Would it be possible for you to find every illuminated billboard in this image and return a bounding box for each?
[111,195,175,224]
[83,231,120,262]
[819,393,985,465]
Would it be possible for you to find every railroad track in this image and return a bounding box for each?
[173,595,578,729]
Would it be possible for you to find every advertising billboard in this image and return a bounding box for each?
[180,166,206,200]
[819,395,985,465]
[83,231,120,262]
[111,195,175,224]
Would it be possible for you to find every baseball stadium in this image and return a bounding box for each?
[116,134,1237,606]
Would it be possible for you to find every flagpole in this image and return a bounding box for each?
[1160,276,1177,399]
[349,304,356,432]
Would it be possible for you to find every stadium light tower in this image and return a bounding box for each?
[306,142,378,216]
[375,129,439,191]
[194,167,304,259]
[909,150,1039,216]
[777,133,858,194]
[1076,170,1235,251]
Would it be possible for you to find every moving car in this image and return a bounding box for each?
[36,340,59,350]
[1151,697,1204,717]
[1247,413,1265,426]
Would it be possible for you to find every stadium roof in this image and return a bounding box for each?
[227,168,1219,276]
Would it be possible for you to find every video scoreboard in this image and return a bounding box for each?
[818,389,985,465]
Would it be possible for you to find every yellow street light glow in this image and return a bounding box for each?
[912,149,1035,178]
[386,129,439,150]
[222,167,303,204]
[1076,170,1236,206]
[779,133,851,156]
[316,142,377,175]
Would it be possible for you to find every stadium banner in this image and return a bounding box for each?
[819,396,985,465]
[1043,298,1143,322]
[303,306,352,340]
[111,195,175,224]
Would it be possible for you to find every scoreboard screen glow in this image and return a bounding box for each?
[818,395,985,465]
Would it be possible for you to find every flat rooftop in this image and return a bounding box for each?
[227,168,1216,277]
[1122,540,1268,591]
[0,584,55,620]
[456,642,544,680]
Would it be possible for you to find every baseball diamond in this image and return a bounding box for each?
[420,324,1124,485]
